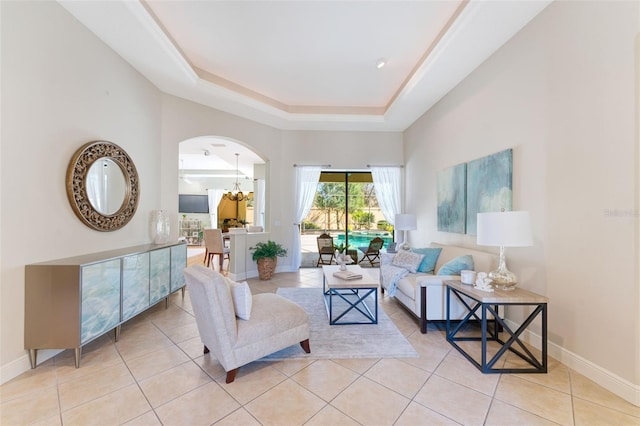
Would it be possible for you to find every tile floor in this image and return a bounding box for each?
[2,255,639,425]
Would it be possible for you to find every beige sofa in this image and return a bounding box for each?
[380,242,498,333]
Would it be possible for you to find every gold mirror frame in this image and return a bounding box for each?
[66,141,139,231]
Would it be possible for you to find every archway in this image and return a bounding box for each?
[178,136,266,245]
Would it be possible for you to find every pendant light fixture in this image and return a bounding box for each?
[226,153,244,201]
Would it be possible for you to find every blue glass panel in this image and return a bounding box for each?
[170,244,187,292]
[81,259,121,343]
[122,252,150,321]
[150,248,170,304]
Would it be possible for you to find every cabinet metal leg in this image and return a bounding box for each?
[74,347,82,368]
[29,349,37,369]
[181,286,186,299]
[420,286,428,334]
[115,325,121,342]
[165,297,169,309]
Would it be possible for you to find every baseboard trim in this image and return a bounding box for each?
[504,319,640,407]
[1,349,62,385]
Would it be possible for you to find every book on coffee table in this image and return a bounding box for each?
[333,270,363,280]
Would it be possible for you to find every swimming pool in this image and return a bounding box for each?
[334,231,394,249]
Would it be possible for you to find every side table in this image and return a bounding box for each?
[445,280,548,374]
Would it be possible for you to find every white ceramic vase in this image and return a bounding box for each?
[151,210,170,244]
[336,253,351,271]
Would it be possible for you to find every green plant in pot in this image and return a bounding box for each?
[250,240,287,280]
[333,243,349,254]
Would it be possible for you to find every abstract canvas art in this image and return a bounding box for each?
[437,163,466,233]
[466,149,513,235]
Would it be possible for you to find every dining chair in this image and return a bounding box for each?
[203,228,230,271]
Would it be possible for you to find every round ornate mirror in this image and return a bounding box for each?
[66,141,139,231]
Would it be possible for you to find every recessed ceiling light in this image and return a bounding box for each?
[376,58,387,69]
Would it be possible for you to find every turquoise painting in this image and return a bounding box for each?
[466,149,513,235]
[437,163,466,233]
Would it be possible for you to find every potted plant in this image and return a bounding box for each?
[250,240,287,280]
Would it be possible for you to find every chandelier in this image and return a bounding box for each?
[225,153,244,201]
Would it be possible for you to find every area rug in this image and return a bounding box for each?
[260,288,418,360]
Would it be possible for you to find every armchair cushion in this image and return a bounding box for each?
[437,255,474,276]
[227,278,252,320]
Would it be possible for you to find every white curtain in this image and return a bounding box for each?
[207,189,224,229]
[370,167,402,226]
[253,179,265,227]
[292,166,321,269]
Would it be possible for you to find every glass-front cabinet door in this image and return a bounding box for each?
[80,259,121,344]
[150,247,170,305]
[122,252,150,321]
[170,243,187,292]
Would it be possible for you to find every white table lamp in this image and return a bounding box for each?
[477,211,533,290]
[395,213,417,250]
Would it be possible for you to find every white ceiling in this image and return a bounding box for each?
[59,0,551,133]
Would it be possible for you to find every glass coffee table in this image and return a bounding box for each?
[321,265,379,325]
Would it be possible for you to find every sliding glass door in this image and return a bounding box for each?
[301,172,393,259]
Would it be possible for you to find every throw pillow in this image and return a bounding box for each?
[411,247,443,273]
[437,255,474,276]
[225,277,253,320]
[392,250,425,274]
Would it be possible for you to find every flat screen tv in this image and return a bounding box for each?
[179,194,209,214]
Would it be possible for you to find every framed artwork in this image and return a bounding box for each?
[437,163,466,233]
[466,148,513,235]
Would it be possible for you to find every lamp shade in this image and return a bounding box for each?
[395,214,417,231]
[477,211,533,247]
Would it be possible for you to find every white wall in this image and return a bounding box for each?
[404,1,639,403]
[0,1,164,380]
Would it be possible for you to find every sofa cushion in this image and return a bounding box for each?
[411,247,443,273]
[396,276,422,301]
[431,243,497,274]
[392,250,424,273]
[381,264,410,297]
[437,255,474,275]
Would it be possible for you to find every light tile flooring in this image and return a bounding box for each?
[2,255,640,425]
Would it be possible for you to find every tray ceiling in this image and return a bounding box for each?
[59,0,550,131]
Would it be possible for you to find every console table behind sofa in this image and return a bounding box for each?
[25,241,187,369]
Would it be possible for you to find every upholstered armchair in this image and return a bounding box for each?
[184,265,310,383]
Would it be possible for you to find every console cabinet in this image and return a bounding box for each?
[25,241,187,368]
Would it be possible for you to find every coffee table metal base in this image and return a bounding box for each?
[324,288,378,325]
[321,265,379,325]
